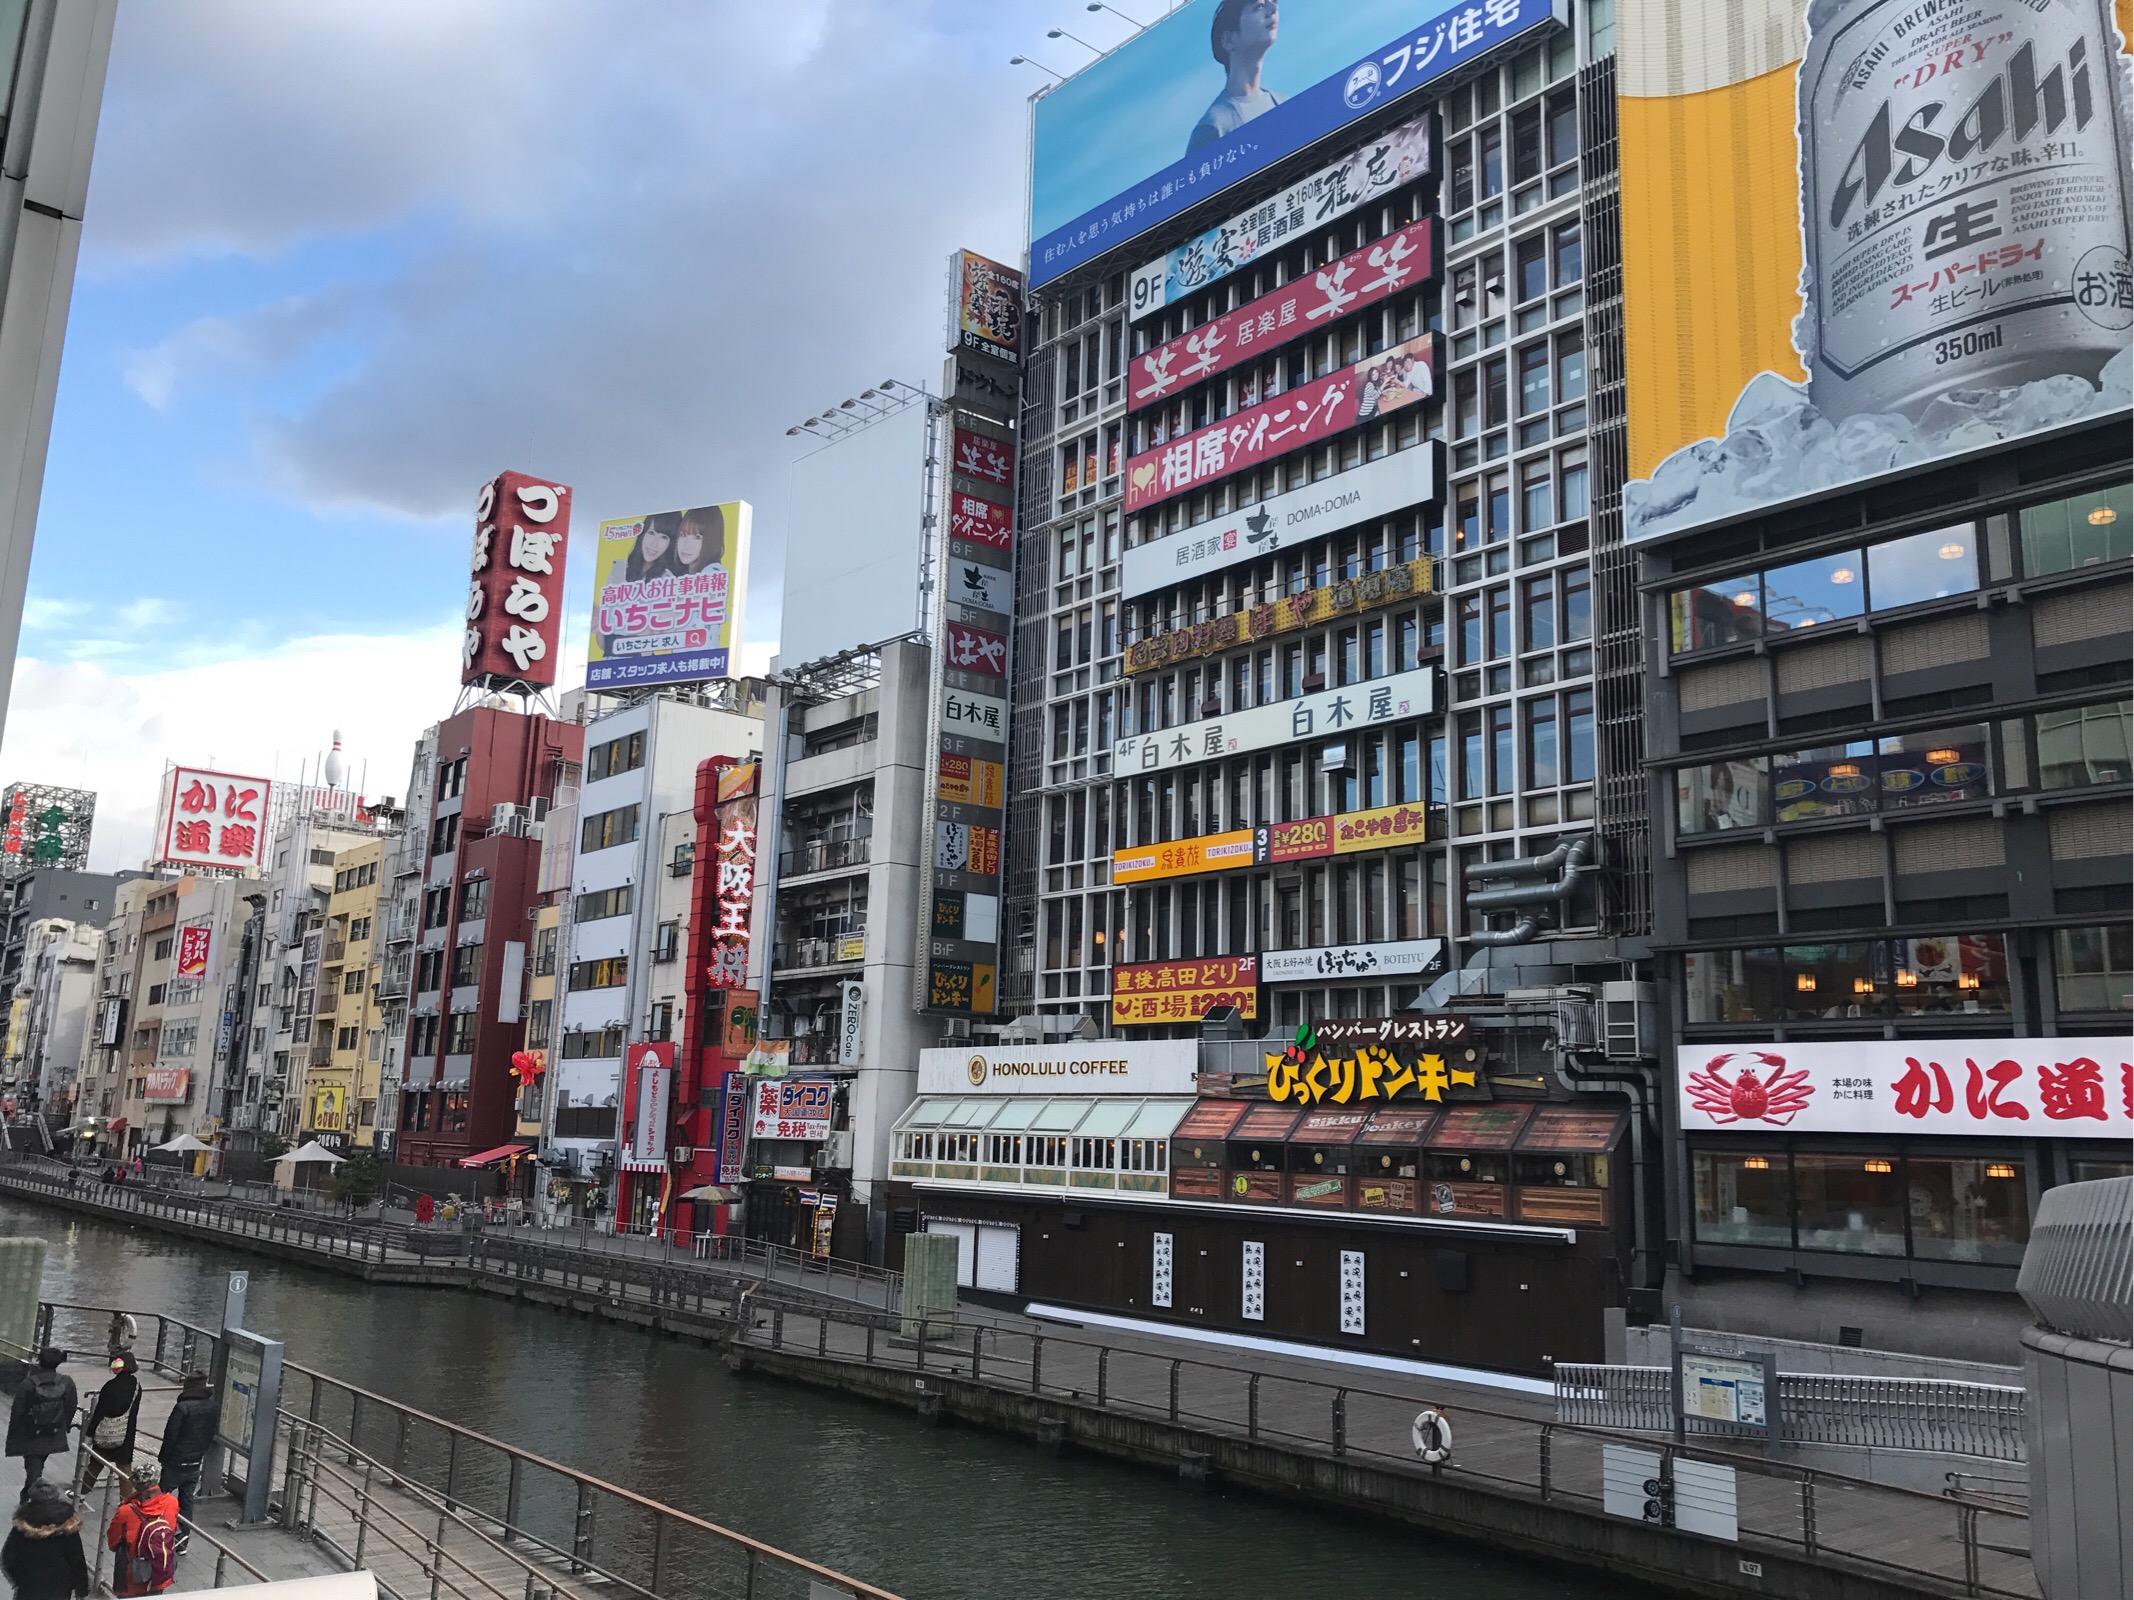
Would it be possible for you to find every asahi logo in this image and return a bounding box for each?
[1829,37,2095,229]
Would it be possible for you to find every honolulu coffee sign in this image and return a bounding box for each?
[919,1040,1196,1098]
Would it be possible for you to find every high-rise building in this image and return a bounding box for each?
[5,915,96,1112]
[393,703,580,1171]
[301,837,388,1153]
[0,865,131,1056]
[0,0,118,743]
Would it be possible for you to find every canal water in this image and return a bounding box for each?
[0,1202,1629,1600]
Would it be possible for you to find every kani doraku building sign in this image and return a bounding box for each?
[917,1040,1197,1099]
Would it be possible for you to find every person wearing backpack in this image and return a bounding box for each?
[5,1350,77,1488]
[103,1474,176,1597]
[2,1479,90,1600]
[79,1356,141,1491]
[153,1373,214,1553]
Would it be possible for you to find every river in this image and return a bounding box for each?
[0,1201,1628,1600]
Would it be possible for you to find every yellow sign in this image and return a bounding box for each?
[1111,801,1429,883]
[1266,1044,1473,1107]
[311,1086,344,1132]
[1113,829,1255,885]
[1125,557,1432,676]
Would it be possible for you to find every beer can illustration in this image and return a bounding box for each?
[1799,0,2134,423]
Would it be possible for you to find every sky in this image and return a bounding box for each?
[0,0,1108,870]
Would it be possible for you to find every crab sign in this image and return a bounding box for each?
[1684,1051,1815,1126]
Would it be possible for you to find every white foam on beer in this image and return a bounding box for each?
[1626,346,2132,542]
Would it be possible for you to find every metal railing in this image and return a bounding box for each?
[733,1300,2039,1600]
[1554,1365,2028,1463]
[779,836,871,876]
[41,1301,900,1600]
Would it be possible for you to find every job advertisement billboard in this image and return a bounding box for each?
[1029,0,1563,288]
[1620,0,2132,544]
[587,502,751,689]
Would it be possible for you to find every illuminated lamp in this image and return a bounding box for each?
[1852,977,1875,994]
[1926,749,1962,765]
[1796,974,1818,993]
[1742,1156,1770,1170]
[1957,973,1982,990]
[2088,505,2117,525]
[1986,1163,2017,1179]
[1938,543,1967,560]
[1895,969,1918,988]
[1830,567,1856,583]
[1733,592,1756,608]
[1863,1158,1894,1173]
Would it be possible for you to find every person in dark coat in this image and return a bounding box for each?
[1,1480,89,1600]
[153,1374,215,1548]
[5,1351,76,1487]
[79,1357,140,1491]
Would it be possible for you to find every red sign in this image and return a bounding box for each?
[159,767,271,872]
[707,793,757,990]
[1124,333,1437,512]
[175,924,212,979]
[952,428,1014,491]
[464,470,572,689]
[948,491,1014,551]
[1262,816,1335,865]
[1129,219,1438,412]
[143,1068,190,1105]
[942,621,1008,680]
[1111,956,1259,1026]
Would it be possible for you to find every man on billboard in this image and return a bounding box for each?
[1189,0,1283,152]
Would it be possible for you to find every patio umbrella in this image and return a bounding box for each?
[154,1134,215,1154]
[275,1140,346,1166]
[677,1185,741,1203]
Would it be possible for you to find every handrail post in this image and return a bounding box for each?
[1959,1503,1980,1596]
[1332,1389,1347,1456]
[1539,1424,1553,1500]
[1031,1335,1043,1395]
[354,1459,374,1568]
[1248,1373,1260,1440]
[1096,1347,1108,1409]
[1168,1359,1180,1423]
[651,1515,669,1595]
[571,1481,594,1574]
[1800,1475,1818,1555]
[444,1432,461,1512]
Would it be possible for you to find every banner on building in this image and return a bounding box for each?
[707,766,759,990]
[1125,334,1439,513]
[714,1069,748,1185]
[143,1068,191,1106]
[838,982,864,1067]
[464,472,572,689]
[0,783,93,879]
[621,1043,674,1171]
[586,501,752,689]
[1112,666,1436,775]
[1111,955,1259,1026]
[1260,938,1445,983]
[950,250,1024,365]
[1029,0,1562,286]
[175,922,213,980]
[750,1077,833,1141]
[1620,0,2132,545]
[1132,219,1436,399]
[1125,556,1434,675]
[920,1039,1199,1097]
[155,766,272,873]
[1678,1038,2134,1138]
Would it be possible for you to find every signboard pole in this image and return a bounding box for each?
[1669,1304,1684,1446]
[212,1328,284,1527]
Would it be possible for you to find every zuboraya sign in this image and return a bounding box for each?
[1123,445,1437,599]
[918,1040,1197,1098]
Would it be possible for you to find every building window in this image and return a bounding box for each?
[653,920,680,962]
[1683,936,2010,1024]
[2036,701,2131,790]
[574,885,634,923]
[152,937,172,961]
[567,958,628,991]
[1692,1149,1792,1248]
[580,805,641,853]
[342,970,364,995]
[587,730,647,782]
[336,1026,358,1051]
[430,814,459,857]
[458,879,490,922]
[2019,481,2130,576]
[450,944,483,987]
[415,951,443,993]
[445,1014,477,1054]
[561,1027,625,1059]
[2054,925,2132,1013]
[423,887,452,929]
[647,1000,674,1042]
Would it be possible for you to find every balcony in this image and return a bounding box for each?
[779,835,871,879]
[308,1035,333,1068]
[772,932,865,974]
[324,935,348,964]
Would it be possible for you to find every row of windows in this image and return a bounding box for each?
[575,885,633,923]
[405,1013,478,1057]
[332,860,379,893]
[587,729,646,783]
[1127,605,1432,736]
[1670,484,2130,655]
[567,957,628,991]
[896,1130,1169,1173]
[581,805,641,854]
[561,1026,625,1060]
[1676,705,2131,836]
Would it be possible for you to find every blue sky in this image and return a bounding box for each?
[2,0,1081,866]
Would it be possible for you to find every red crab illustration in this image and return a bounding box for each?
[1684,1050,1814,1126]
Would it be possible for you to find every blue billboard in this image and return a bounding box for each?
[1029,0,1564,288]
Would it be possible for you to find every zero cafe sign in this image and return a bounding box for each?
[1677,1039,2134,1138]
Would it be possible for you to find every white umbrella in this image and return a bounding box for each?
[154,1134,214,1154]
[275,1140,346,1166]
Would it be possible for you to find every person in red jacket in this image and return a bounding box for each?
[103,1474,177,1596]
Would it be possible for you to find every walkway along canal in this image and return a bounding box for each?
[0,1167,2033,1599]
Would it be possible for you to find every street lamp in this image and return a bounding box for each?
[1009,53,1063,79]
[1046,27,1102,53]
[1087,2,1147,24]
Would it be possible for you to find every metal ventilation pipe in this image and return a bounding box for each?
[1462,835,1598,946]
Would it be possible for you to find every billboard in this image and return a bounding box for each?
[155,766,271,873]
[175,922,213,980]
[1111,664,1435,774]
[919,1039,1199,1097]
[465,472,572,688]
[1620,0,2132,544]
[750,1077,833,1141]
[950,250,1024,364]
[1029,0,1563,286]
[0,783,93,879]
[586,501,750,690]
[621,1042,674,1171]
[1678,1039,2133,1138]
[1112,955,1259,1026]
[143,1067,191,1106]
[783,403,930,668]
[1112,800,1429,883]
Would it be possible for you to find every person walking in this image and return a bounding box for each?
[78,1357,141,1491]
[2,1480,89,1600]
[152,1374,213,1553]
[102,1475,176,1597]
[6,1351,76,1487]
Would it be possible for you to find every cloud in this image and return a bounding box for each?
[0,623,485,871]
[122,287,362,411]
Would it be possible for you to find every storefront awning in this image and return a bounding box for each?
[891,1095,1193,1138]
[458,1142,531,1169]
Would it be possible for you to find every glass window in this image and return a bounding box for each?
[1527,698,1559,788]
[2037,701,2132,790]
[1693,1150,1791,1247]
[1523,576,1555,650]
[2019,482,2131,575]
[1514,234,1548,303]
[1908,1157,2030,1265]
[1683,948,1785,1024]
[1489,705,1514,795]
[1867,523,1980,609]
[1559,455,1588,521]
[1521,461,1552,529]
[1676,757,1768,834]
[1552,220,1582,285]
[1487,585,1512,659]
[2054,924,2133,1012]
[1517,342,1549,415]
[1670,578,1762,652]
[1794,1152,1905,1256]
[1456,593,1482,664]
[1877,725,1991,809]
[1565,690,1594,782]
[1763,550,1865,631]
[1556,331,1585,401]
[1773,741,1877,822]
[1460,713,1485,801]
[1561,566,1591,642]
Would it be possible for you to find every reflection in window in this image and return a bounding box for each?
[2053,924,2133,1013]
[1693,1150,1790,1248]
[1684,936,2009,1023]
[1867,524,1980,609]
[1773,742,1876,822]
[1907,1158,2029,1265]
[2020,482,2131,575]
[1763,550,1865,631]
[1676,757,1768,834]
[1794,1152,1905,1256]
[1875,726,1991,809]
[2037,701,2131,790]
[1670,579,1762,652]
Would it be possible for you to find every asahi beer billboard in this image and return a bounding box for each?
[1620,0,2132,544]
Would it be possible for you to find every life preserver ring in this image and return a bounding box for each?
[1411,1408,1453,1463]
